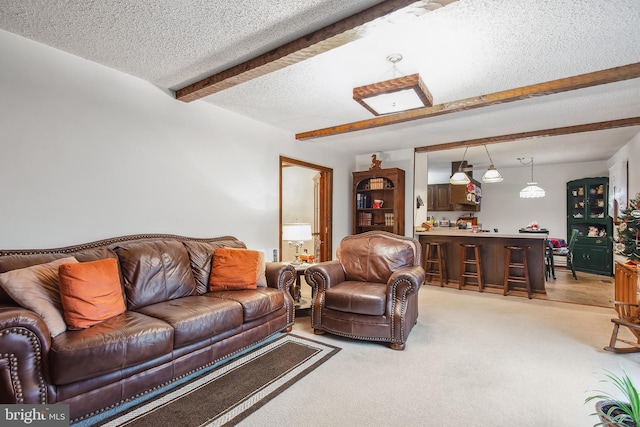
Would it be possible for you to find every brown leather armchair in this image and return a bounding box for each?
[304,231,424,350]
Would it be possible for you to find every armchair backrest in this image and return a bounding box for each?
[336,231,421,283]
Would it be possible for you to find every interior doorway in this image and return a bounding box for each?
[279,156,333,263]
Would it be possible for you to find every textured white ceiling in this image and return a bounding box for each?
[0,0,638,165]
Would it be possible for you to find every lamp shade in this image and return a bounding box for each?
[482,165,503,183]
[282,223,312,241]
[449,171,470,185]
[520,183,546,198]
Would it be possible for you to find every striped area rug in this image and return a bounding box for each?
[75,334,339,427]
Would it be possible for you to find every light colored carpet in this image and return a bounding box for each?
[239,286,640,427]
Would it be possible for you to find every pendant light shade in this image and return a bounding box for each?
[519,157,545,198]
[520,183,546,198]
[450,147,470,185]
[481,146,503,183]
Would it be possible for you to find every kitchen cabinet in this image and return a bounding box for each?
[566,177,613,276]
[353,168,405,235]
[427,184,452,211]
[450,178,481,212]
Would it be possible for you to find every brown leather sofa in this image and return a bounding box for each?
[305,231,424,350]
[0,234,295,421]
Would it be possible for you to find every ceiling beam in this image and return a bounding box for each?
[296,62,640,140]
[414,117,640,153]
[175,0,425,102]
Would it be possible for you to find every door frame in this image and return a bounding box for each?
[279,156,333,262]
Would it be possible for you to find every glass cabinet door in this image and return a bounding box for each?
[587,182,606,219]
[568,183,586,220]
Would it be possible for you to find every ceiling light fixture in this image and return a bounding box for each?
[450,147,470,185]
[353,54,432,116]
[518,157,545,198]
[481,145,503,183]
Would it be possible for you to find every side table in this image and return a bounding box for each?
[289,263,312,316]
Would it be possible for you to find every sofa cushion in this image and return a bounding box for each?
[0,256,78,337]
[113,240,197,310]
[58,258,126,329]
[206,288,284,322]
[134,296,243,348]
[209,248,261,291]
[49,311,173,385]
[182,240,246,295]
[324,281,387,316]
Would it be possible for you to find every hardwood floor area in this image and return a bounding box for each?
[543,267,614,308]
[300,263,615,310]
[425,265,614,309]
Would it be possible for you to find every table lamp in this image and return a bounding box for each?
[282,223,312,264]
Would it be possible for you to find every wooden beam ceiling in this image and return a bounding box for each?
[415,117,640,153]
[296,63,640,140]
[175,0,425,102]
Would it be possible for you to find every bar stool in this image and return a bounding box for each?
[503,246,532,299]
[459,244,483,291]
[424,242,448,286]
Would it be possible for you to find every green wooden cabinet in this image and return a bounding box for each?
[566,177,613,276]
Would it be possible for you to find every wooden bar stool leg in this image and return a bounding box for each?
[424,243,446,286]
[458,245,465,290]
[504,246,532,299]
[503,247,511,296]
[436,244,444,286]
[522,250,531,299]
[438,245,449,286]
[475,245,483,292]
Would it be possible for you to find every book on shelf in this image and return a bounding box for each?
[357,212,373,226]
[385,213,394,226]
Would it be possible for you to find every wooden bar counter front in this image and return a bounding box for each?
[416,230,547,295]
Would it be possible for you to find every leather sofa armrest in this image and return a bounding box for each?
[387,266,425,298]
[265,262,296,327]
[265,262,295,293]
[304,261,346,293]
[0,306,53,404]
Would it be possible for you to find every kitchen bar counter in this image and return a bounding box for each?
[416,230,547,294]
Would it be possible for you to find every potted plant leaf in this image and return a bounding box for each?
[586,369,640,426]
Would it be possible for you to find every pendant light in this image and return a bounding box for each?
[481,145,503,183]
[449,147,470,185]
[519,157,545,198]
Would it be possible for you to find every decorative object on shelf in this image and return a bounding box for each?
[481,145,503,183]
[369,154,382,170]
[450,147,470,185]
[373,199,384,209]
[518,157,545,198]
[282,223,312,264]
[353,54,433,116]
[614,193,640,262]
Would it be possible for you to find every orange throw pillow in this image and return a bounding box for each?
[58,258,126,329]
[209,248,260,291]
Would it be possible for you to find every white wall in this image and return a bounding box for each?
[413,154,609,239]
[475,160,609,238]
[609,132,640,200]
[0,30,354,251]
